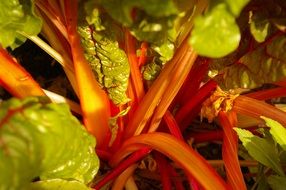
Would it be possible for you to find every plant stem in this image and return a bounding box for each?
[233,95,286,127]
[0,48,45,98]
[111,164,138,190]
[175,80,217,130]
[219,111,247,190]
[123,39,189,138]
[110,132,228,190]
[64,0,110,148]
[94,147,151,190]
[125,31,145,105]
[148,43,197,132]
[246,87,286,100]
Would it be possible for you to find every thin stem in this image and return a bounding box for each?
[19,33,73,73]
[125,31,145,104]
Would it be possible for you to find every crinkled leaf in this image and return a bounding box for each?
[262,117,286,151]
[29,179,91,190]
[190,3,240,58]
[0,97,99,189]
[0,0,42,48]
[78,3,130,105]
[212,35,286,89]
[234,128,284,176]
[267,175,286,190]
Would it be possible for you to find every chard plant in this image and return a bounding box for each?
[1,0,286,189]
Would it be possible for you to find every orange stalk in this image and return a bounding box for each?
[35,0,68,40]
[0,47,45,98]
[123,39,189,138]
[111,164,138,190]
[148,44,197,132]
[219,111,247,190]
[125,31,145,104]
[233,95,286,127]
[110,133,228,190]
[63,0,110,148]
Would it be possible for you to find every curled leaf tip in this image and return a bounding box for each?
[201,86,239,122]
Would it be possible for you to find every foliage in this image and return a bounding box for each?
[236,117,286,188]
[0,97,98,189]
[1,0,286,189]
[0,0,42,49]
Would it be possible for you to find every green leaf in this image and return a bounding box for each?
[267,175,286,190]
[211,34,286,90]
[0,97,99,189]
[98,0,181,26]
[29,179,91,190]
[249,11,270,43]
[262,117,286,151]
[234,128,284,176]
[224,0,250,16]
[78,4,130,105]
[0,0,42,48]
[190,3,240,58]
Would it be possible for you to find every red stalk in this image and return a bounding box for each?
[189,130,224,143]
[154,152,172,190]
[138,42,148,67]
[169,165,185,190]
[175,80,217,128]
[219,111,247,190]
[246,87,286,100]
[176,58,210,106]
[96,149,112,161]
[94,147,151,190]
[163,111,184,140]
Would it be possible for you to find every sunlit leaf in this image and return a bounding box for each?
[0,0,42,48]
[0,97,99,189]
[262,117,286,151]
[190,3,240,58]
[234,128,284,176]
